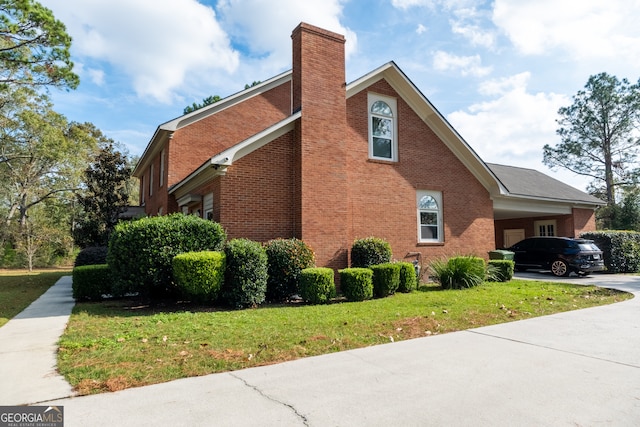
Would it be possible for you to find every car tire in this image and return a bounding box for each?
[551,260,569,277]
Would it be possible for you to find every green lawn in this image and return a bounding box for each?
[57,280,632,395]
[0,269,71,327]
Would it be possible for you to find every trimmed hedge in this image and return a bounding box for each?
[72,264,111,301]
[581,230,640,273]
[431,256,486,289]
[299,267,336,304]
[370,262,401,298]
[397,262,417,292]
[172,251,226,303]
[265,238,315,302]
[222,238,268,308]
[107,213,227,299]
[339,268,373,301]
[487,260,514,282]
[351,237,392,268]
[74,246,108,267]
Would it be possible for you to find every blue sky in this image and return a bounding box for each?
[40,0,640,191]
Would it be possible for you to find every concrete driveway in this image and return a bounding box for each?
[42,272,640,426]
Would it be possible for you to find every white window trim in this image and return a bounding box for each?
[367,93,398,162]
[417,190,443,243]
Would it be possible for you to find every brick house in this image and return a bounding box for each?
[133,22,603,272]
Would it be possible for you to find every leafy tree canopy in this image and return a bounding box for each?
[0,0,78,90]
[543,72,640,214]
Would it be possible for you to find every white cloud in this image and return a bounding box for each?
[391,0,434,10]
[450,20,495,48]
[216,0,357,68]
[42,0,239,103]
[433,51,492,77]
[493,0,640,67]
[447,73,579,182]
[416,24,427,35]
[88,69,105,86]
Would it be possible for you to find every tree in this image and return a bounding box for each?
[73,142,131,247]
[543,73,640,228]
[0,0,78,90]
[183,95,220,114]
[0,87,95,228]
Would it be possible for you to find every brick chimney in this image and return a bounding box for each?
[291,23,350,271]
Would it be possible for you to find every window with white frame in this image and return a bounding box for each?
[368,93,397,161]
[534,220,556,237]
[417,190,443,242]
[149,163,154,197]
[159,149,165,187]
[203,192,213,221]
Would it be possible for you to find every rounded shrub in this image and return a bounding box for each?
[72,264,111,301]
[397,261,417,292]
[430,255,486,289]
[299,267,335,304]
[107,213,227,299]
[370,262,401,298]
[265,238,315,302]
[338,268,373,301]
[487,260,514,282]
[351,237,392,268]
[222,238,268,308]
[172,251,226,303]
[74,246,108,267]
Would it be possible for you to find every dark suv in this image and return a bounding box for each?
[508,237,605,277]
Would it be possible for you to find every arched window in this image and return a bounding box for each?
[368,94,397,161]
[417,191,442,242]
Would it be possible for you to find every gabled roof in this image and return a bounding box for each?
[347,61,507,196]
[486,163,604,205]
[133,70,293,177]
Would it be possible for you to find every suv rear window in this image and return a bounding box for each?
[578,242,600,251]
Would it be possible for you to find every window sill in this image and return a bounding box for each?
[417,242,444,247]
[367,158,397,165]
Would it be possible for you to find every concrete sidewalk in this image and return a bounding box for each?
[0,276,75,405]
[40,274,640,426]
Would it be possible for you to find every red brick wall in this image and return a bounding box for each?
[167,83,291,189]
[345,79,495,264]
[573,208,597,236]
[292,23,350,270]
[217,132,296,241]
[141,149,169,216]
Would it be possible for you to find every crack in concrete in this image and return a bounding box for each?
[230,373,310,426]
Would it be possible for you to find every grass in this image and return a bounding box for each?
[0,269,72,327]
[57,279,632,395]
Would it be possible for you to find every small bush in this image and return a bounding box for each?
[265,238,315,302]
[172,251,226,303]
[351,237,392,268]
[299,267,336,304]
[72,264,111,301]
[74,246,108,267]
[107,213,227,299]
[487,260,514,282]
[430,256,486,289]
[370,262,401,298]
[339,268,373,301]
[397,262,417,292]
[222,239,268,308]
